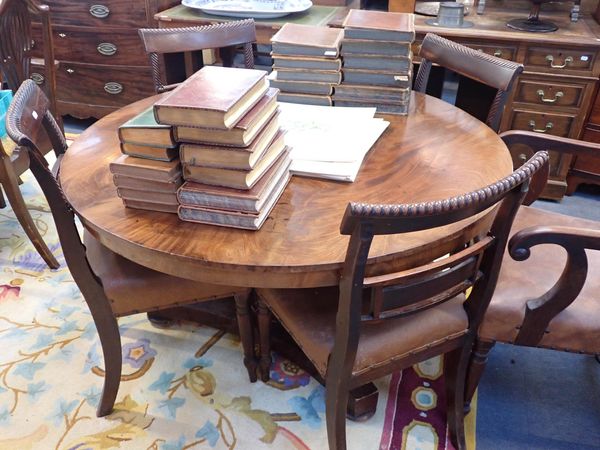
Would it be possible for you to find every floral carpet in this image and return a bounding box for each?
[0,159,475,450]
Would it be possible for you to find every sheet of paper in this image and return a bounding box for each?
[277,102,390,181]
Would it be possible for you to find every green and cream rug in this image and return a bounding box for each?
[0,164,475,450]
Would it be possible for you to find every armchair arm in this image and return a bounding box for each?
[508,224,600,346]
[499,130,600,205]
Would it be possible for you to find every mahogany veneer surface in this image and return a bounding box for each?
[60,92,512,288]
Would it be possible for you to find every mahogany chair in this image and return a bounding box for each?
[255,152,549,450]
[465,130,600,412]
[6,79,256,417]
[414,33,524,133]
[0,0,62,269]
[138,19,256,94]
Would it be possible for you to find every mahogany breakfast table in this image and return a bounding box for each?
[60,91,513,289]
[59,90,513,419]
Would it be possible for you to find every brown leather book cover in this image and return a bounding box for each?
[109,155,182,182]
[180,113,280,170]
[343,10,415,33]
[154,66,269,129]
[117,188,178,205]
[182,135,287,190]
[271,23,343,57]
[174,89,279,146]
[113,174,183,193]
[177,150,291,213]
[120,142,179,162]
[122,198,179,214]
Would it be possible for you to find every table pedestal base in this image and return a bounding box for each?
[148,298,379,421]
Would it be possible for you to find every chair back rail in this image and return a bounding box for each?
[138,19,256,93]
[332,151,549,380]
[414,33,523,132]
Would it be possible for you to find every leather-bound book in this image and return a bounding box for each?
[340,40,412,57]
[120,142,179,162]
[268,72,334,95]
[342,10,416,42]
[278,92,332,107]
[334,99,409,115]
[343,69,412,88]
[178,163,291,230]
[113,174,183,193]
[177,151,291,214]
[122,199,179,214]
[276,69,342,84]
[109,155,181,182]
[271,23,343,58]
[334,85,411,104]
[174,88,279,146]
[273,55,342,72]
[180,113,280,170]
[117,188,178,205]
[183,134,287,190]
[118,106,176,147]
[343,54,412,71]
[154,66,269,129]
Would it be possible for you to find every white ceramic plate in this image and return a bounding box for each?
[181,0,312,19]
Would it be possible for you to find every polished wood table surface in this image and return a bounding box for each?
[60,92,512,289]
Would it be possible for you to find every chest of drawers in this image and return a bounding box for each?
[414,7,600,200]
[31,0,179,119]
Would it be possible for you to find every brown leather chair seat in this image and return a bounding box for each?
[479,206,600,353]
[260,286,468,377]
[83,231,244,317]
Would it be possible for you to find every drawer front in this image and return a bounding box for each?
[513,78,588,108]
[524,46,597,76]
[509,109,575,138]
[54,27,148,66]
[577,127,600,173]
[42,0,148,28]
[464,43,517,61]
[57,63,155,108]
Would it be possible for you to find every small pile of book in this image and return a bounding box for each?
[334,10,415,114]
[268,23,343,107]
[111,107,182,213]
[153,65,291,230]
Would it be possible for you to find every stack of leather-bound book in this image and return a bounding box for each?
[153,65,291,230]
[268,23,343,107]
[334,10,415,114]
[110,107,182,213]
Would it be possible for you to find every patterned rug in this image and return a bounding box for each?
[0,158,476,450]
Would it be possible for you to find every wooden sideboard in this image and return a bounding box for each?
[29,0,180,119]
[412,6,600,199]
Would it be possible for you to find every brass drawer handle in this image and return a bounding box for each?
[58,33,67,38]
[89,4,110,18]
[66,68,75,74]
[536,89,564,103]
[30,73,45,85]
[493,50,502,57]
[104,82,123,95]
[529,120,553,133]
[545,55,573,69]
[97,42,117,56]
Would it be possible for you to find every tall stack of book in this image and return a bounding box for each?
[153,65,291,230]
[268,23,343,107]
[334,10,415,114]
[111,107,182,213]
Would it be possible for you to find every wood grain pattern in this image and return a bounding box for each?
[41,0,149,28]
[60,91,512,288]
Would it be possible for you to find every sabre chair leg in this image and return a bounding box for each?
[234,289,258,382]
[256,298,272,382]
[445,344,471,450]
[464,339,495,414]
[95,314,122,417]
[325,371,350,450]
[0,158,59,268]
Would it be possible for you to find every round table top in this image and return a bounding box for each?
[60,92,513,288]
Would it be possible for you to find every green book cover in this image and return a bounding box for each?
[118,106,176,148]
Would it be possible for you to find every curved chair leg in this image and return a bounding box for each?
[325,370,350,450]
[464,339,495,414]
[0,157,59,268]
[234,290,257,382]
[0,184,6,209]
[95,314,122,417]
[445,343,470,450]
[256,298,272,382]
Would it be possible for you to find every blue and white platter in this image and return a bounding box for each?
[181,0,312,19]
